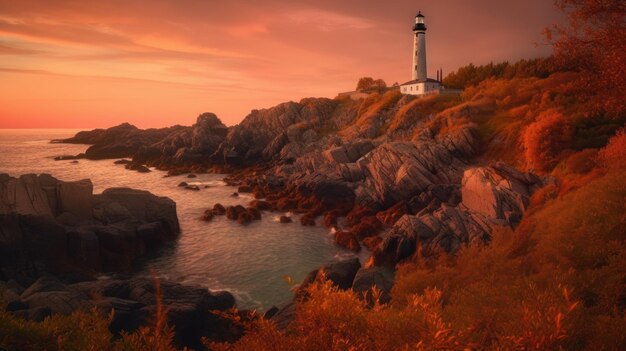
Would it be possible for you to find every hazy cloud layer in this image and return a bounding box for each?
[0,0,562,128]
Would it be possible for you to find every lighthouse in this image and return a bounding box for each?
[413,11,427,81]
[401,11,442,96]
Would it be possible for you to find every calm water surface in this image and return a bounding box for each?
[0,129,367,309]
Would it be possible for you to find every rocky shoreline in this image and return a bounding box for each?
[53,95,548,267]
[33,93,556,346]
[0,174,237,348]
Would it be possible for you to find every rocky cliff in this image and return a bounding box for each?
[0,173,180,280]
[0,174,240,348]
[59,90,549,269]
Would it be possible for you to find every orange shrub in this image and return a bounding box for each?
[597,129,626,170]
[523,109,573,172]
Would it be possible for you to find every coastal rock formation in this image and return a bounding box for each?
[136,113,228,167]
[0,174,180,280]
[460,162,543,225]
[299,257,361,292]
[2,276,236,348]
[55,95,545,276]
[56,123,183,160]
[373,163,544,266]
[354,133,475,208]
[214,99,339,165]
[351,267,393,304]
[56,113,228,168]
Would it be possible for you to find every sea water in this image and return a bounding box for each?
[0,129,368,309]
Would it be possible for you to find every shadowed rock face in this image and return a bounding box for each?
[2,276,237,349]
[0,174,239,348]
[0,174,180,281]
[56,113,228,167]
[373,163,544,266]
[58,123,184,160]
[214,98,339,165]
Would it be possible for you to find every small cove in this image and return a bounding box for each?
[0,129,368,309]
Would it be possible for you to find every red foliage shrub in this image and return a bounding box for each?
[523,109,573,172]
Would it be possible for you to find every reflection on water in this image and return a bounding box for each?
[0,129,367,309]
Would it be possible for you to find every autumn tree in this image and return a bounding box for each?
[545,0,626,117]
[356,77,387,92]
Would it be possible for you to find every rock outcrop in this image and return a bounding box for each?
[299,257,362,291]
[2,276,236,349]
[0,174,180,281]
[55,123,184,160]
[373,163,544,266]
[460,162,543,226]
[135,113,228,167]
[55,113,228,168]
[214,99,339,165]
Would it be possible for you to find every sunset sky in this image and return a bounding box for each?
[0,0,563,128]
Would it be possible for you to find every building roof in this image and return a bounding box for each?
[416,11,424,18]
[400,78,440,86]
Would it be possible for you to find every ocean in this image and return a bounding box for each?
[0,129,365,310]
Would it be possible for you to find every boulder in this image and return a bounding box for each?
[300,213,316,226]
[246,207,262,220]
[351,267,393,304]
[300,258,362,291]
[201,211,214,221]
[226,205,247,220]
[250,200,272,211]
[94,188,180,234]
[212,203,226,215]
[237,211,253,225]
[334,231,361,252]
[461,163,543,226]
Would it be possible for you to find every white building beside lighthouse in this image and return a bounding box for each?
[400,11,442,96]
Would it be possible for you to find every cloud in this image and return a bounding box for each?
[284,9,374,31]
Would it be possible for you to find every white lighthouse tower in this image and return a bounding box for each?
[413,11,427,81]
[401,11,442,96]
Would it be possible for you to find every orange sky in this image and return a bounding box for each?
[0,0,563,128]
